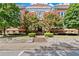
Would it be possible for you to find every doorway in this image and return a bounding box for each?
[37,26,43,35]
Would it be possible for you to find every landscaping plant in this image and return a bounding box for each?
[44,32,53,37]
[28,33,36,37]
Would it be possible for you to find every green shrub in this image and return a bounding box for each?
[28,33,36,37]
[44,32,53,37]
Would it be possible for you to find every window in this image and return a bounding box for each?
[61,12,64,16]
[58,12,65,16]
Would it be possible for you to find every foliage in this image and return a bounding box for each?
[64,3,79,29]
[0,3,20,27]
[43,13,63,32]
[28,33,36,37]
[24,13,38,33]
[0,3,20,36]
[24,11,63,33]
[44,32,54,37]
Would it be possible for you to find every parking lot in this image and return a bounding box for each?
[0,50,79,56]
[0,35,79,56]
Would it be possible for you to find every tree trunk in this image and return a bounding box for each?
[78,29,79,35]
[3,27,6,37]
[25,27,29,35]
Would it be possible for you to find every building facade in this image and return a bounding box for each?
[25,4,69,18]
[20,4,69,21]
[54,4,69,16]
[26,4,52,20]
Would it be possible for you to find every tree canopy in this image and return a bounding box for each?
[24,13,38,33]
[0,3,20,28]
[64,4,79,29]
[24,12,63,33]
[0,3,20,36]
[43,13,63,32]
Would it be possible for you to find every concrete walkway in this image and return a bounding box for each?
[33,36,47,42]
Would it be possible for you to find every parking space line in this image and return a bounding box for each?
[17,50,25,56]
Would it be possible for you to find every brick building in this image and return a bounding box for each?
[26,4,52,20]
[20,4,69,19]
[19,4,69,34]
[54,4,69,16]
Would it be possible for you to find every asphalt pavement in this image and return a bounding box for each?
[0,50,79,56]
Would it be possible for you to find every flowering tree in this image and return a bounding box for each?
[24,13,38,33]
[43,13,63,32]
